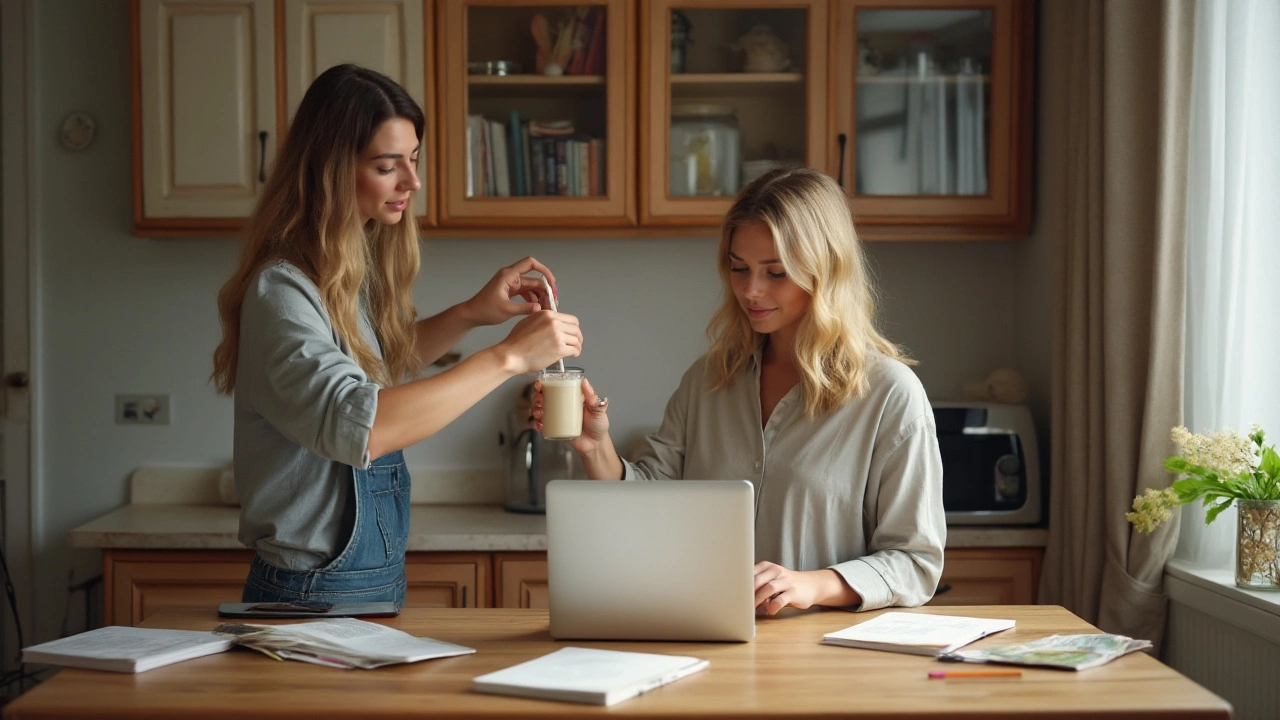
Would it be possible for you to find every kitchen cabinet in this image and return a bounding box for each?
[494,553,549,609]
[133,0,277,235]
[284,0,433,222]
[131,0,1034,238]
[641,0,829,226]
[832,0,1035,238]
[436,0,635,227]
[102,549,487,626]
[928,547,1042,606]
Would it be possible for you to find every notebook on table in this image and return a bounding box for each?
[545,479,756,642]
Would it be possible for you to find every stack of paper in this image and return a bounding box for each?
[213,618,474,669]
[22,626,232,673]
[472,646,709,706]
[822,612,1016,656]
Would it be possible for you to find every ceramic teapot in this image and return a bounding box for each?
[731,24,791,73]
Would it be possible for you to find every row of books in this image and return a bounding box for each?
[466,111,605,198]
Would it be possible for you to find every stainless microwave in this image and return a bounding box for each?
[931,402,1042,526]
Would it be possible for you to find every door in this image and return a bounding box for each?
[641,0,829,226]
[284,0,433,222]
[1,0,34,678]
[135,0,277,228]
[436,0,635,228]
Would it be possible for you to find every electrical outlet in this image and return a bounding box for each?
[115,393,171,425]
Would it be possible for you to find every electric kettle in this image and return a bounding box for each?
[499,409,582,513]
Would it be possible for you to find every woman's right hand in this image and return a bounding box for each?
[531,378,610,455]
[496,309,581,375]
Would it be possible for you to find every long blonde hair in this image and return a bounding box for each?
[706,168,909,415]
[212,64,424,394]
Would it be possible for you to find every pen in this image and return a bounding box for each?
[928,668,1022,679]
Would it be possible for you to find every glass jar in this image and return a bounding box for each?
[669,104,741,197]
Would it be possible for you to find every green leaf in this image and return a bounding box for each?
[1260,445,1280,481]
[1205,497,1236,524]
[1164,457,1193,474]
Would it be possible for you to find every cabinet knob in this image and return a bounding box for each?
[5,372,29,388]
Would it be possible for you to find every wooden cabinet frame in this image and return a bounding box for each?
[435,0,636,228]
[832,0,1035,239]
[640,0,830,226]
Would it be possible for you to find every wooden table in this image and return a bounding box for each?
[5,605,1230,719]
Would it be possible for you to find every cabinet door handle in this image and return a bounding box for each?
[257,131,268,183]
[836,133,847,188]
[462,585,468,608]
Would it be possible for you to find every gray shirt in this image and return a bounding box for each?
[233,261,381,571]
[623,350,946,610]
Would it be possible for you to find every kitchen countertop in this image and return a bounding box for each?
[68,504,1048,552]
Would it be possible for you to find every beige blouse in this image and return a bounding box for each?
[623,349,946,610]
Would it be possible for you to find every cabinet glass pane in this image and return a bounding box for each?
[465,5,607,198]
[854,9,992,196]
[667,8,808,199]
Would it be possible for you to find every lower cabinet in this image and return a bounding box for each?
[494,553,548,610]
[103,549,489,626]
[929,547,1043,606]
[102,546,1042,625]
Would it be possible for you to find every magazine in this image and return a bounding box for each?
[21,626,232,673]
[213,618,475,669]
[940,633,1152,671]
[822,612,1015,657]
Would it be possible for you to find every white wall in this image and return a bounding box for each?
[22,0,1050,643]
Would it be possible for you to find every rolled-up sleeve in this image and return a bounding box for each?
[832,414,946,610]
[241,266,380,468]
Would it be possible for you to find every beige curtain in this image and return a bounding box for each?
[1038,0,1195,648]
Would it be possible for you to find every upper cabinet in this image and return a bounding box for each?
[641,0,828,226]
[133,0,277,235]
[131,0,1035,239]
[833,0,1034,239]
[436,0,634,228]
[284,0,432,222]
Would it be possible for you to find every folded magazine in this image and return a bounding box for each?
[939,633,1152,671]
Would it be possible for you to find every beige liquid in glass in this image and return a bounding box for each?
[540,370,584,440]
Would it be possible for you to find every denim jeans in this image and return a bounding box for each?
[242,450,410,606]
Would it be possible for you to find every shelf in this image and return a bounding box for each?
[856,74,991,84]
[468,74,606,98]
[670,72,805,97]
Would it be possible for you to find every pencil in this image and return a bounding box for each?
[928,668,1022,679]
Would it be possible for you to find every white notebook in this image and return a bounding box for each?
[472,646,709,706]
[822,612,1015,657]
[22,626,232,673]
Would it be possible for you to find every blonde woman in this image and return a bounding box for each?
[535,168,944,613]
[213,65,582,605]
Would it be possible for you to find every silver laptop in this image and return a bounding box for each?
[546,479,755,642]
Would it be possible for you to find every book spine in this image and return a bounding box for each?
[521,122,533,197]
[555,139,568,196]
[582,7,606,76]
[531,138,546,196]
[508,110,524,196]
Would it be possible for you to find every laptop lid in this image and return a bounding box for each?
[546,479,756,642]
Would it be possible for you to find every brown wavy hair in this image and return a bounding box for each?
[212,64,425,394]
[705,168,910,415]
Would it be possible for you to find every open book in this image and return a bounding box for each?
[822,612,1016,656]
[213,618,474,669]
[472,646,709,706]
[940,633,1153,671]
[22,626,232,673]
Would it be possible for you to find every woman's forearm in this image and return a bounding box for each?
[582,435,625,480]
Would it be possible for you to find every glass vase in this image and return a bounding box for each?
[1236,499,1280,589]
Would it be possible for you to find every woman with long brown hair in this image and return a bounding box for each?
[536,168,944,615]
[213,64,581,605]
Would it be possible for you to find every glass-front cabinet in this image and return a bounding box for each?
[437,0,634,228]
[833,0,1033,238]
[642,0,829,226]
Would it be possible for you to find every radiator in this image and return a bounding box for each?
[1164,568,1280,720]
